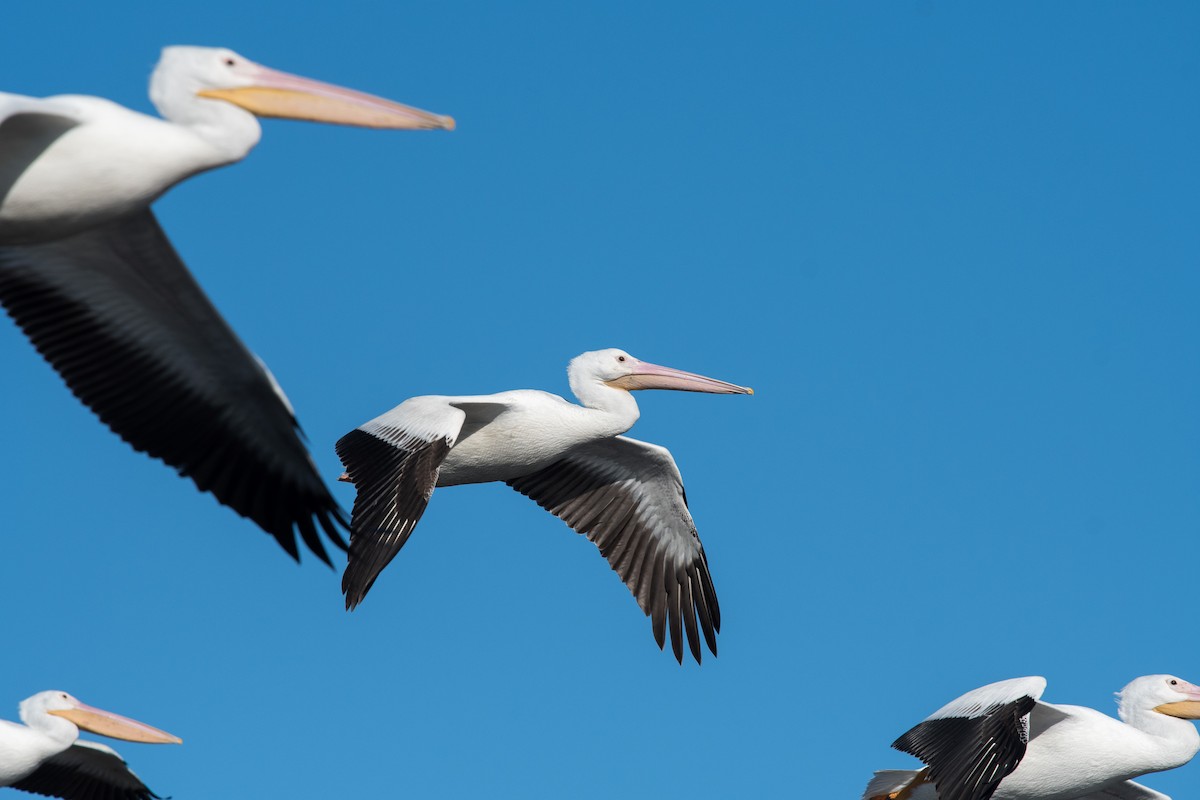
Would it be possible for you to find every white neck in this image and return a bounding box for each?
[161,100,262,166]
[1122,707,1200,770]
[149,66,263,166]
[568,374,641,440]
[18,703,78,750]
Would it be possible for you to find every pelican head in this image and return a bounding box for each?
[21,691,182,744]
[150,46,454,133]
[570,348,753,395]
[1118,675,1200,720]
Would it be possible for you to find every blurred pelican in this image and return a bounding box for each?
[0,46,453,562]
[0,690,180,800]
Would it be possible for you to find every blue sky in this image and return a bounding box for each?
[2,3,1198,797]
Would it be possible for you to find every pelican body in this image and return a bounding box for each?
[863,675,1200,800]
[0,46,453,563]
[336,348,753,663]
[1,46,454,242]
[0,691,180,800]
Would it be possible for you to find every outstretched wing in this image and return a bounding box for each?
[507,436,720,664]
[337,397,483,608]
[11,740,163,800]
[891,676,1046,800]
[0,209,347,563]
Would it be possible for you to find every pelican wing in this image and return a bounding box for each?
[10,740,162,800]
[0,93,80,124]
[337,398,493,608]
[0,209,347,563]
[506,436,720,664]
[891,676,1046,800]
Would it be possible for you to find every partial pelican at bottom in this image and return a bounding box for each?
[863,674,1200,800]
[0,691,180,800]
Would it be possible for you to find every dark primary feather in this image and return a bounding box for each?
[11,741,162,800]
[337,426,452,608]
[506,436,720,665]
[0,209,347,562]
[892,695,1037,800]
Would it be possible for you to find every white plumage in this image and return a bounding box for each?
[0,691,179,800]
[864,675,1200,800]
[336,348,752,663]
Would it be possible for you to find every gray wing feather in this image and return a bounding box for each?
[507,435,720,664]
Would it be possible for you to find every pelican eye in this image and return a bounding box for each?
[617,356,626,362]
[1171,679,1179,686]
[224,58,236,67]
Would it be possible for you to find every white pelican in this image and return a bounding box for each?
[0,690,180,800]
[862,674,1200,800]
[336,348,753,663]
[0,46,453,563]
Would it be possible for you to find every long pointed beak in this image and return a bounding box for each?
[48,702,182,744]
[1155,700,1200,719]
[198,63,454,130]
[606,361,753,394]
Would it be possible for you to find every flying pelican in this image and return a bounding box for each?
[0,46,453,563]
[862,674,1200,800]
[0,690,180,800]
[335,348,752,664]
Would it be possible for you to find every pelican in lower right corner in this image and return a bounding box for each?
[0,690,180,800]
[863,674,1200,800]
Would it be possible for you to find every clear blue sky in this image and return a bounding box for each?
[2,3,1198,798]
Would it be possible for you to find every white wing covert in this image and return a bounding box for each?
[337,398,470,608]
[0,93,80,125]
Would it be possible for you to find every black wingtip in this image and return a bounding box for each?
[341,564,373,611]
[274,528,302,563]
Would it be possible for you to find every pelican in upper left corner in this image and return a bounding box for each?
[0,46,454,565]
[0,690,180,800]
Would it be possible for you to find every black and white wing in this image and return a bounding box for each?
[337,397,493,608]
[506,436,720,665]
[0,209,347,563]
[890,676,1046,800]
[10,740,163,800]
